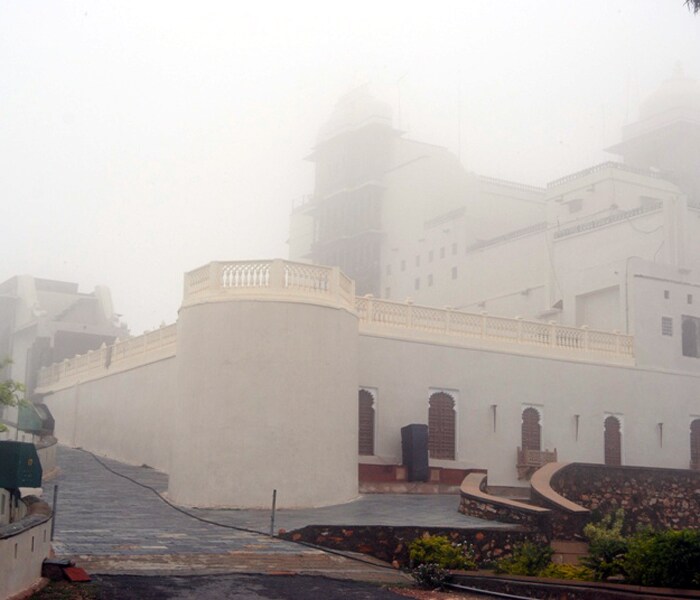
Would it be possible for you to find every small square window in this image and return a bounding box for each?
[568,198,583,213]
[428,274,433,286]
[451,266,458,279]
[440,247,445,259]
[688,294,693,305]
[664,290,670,299]
[662,316,673,336]
[415,278,420,290]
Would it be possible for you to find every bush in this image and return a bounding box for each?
[408,534,476,570]
[496,541,554,576]
[539,563,595,581]
[581,509,628,581]
[411,563,449,589]
[624,529,700,589]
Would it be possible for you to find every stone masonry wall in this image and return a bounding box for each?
[551,463,700,534]
[281,525,547,566]
[459,496,551,536]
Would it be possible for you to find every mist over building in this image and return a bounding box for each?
[290,66,700,351]
[12,68,700,512]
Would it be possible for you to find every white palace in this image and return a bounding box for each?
[28,68,700,508]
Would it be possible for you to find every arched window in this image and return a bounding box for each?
[428,392,456,460]
[358,390,375,456]
[604,416,622,466]
[682,317,699,358]
[521,407,541,452]
[691,419,700,470]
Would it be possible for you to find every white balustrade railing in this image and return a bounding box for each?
[183,259,356,309]
[356,296,634,360]
[38,261,635,391]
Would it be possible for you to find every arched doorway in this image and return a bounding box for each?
[691,419,700,470]
[682,317,699,358]
[358,390,375,456]
[604,416,622,466]
[428,392,456,460]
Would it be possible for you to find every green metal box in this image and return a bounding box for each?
[0,441,42,488]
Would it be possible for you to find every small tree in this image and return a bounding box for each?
[581,509,629,581]
[0,358,25,433]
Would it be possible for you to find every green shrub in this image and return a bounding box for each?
[496,541,554,576]
[410,563,449,589]
[539,563,595,581]
[408,534,476,570]
[581,509,628,581]
[624,529,700,589]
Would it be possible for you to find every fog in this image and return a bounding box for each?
[2,1,699,334]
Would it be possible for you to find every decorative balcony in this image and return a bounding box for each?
[182,259,356,311]
[517,447,558,480]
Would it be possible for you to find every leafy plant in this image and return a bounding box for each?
[409,534,476,570]
[0,358,26,433]
[539,563,595,581]
[410,563,449,589]
[581,509,629,581]
[624,529,700,589]
[496,541,554,576]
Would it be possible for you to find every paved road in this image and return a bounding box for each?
[86,573,417,599]
[40,445,505,583]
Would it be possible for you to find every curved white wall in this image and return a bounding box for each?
[169,298,359,509]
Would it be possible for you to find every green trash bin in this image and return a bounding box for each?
[0,441,42,488]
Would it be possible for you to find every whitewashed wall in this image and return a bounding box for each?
[359,333,700,488]
[170,299,359,509]
[35,258,699,507]
[44,357,177,474]
[0,508,51,600]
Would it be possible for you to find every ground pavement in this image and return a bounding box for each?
[41,446,506,585]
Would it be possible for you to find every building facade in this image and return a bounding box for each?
[30,70,700,509]
[290,68,700,346]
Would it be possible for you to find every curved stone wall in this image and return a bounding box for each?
[169,297,359,508]
[548,462,700,534]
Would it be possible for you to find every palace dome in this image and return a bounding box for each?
[317,86,392,142]
[639,64,700,121]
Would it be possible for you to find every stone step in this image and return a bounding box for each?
[551,539,589,565]
[485,485,532,502]
[359,482,460,494]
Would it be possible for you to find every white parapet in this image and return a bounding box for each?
[36,261,635,395]
[356,296,634,365]
[182,259,357,310]
[35,324,177,393]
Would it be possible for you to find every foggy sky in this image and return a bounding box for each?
[2,1,699,334]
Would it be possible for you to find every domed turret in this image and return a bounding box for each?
[317,86,393,143]
[607,64,700,202]
[639,63,700,121]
